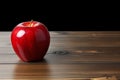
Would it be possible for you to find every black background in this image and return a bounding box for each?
[1,16,120,31]
[0,1,120,31]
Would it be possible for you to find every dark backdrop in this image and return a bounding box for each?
[0,1,120,31]
[1,15,120,31]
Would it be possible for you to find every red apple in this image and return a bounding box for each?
[11,20,50,62]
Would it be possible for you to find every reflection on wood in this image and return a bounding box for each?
[0,31,120,80]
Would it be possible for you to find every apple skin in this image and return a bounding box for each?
[11,21,50,62]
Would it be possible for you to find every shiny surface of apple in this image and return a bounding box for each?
[11,20,50,62]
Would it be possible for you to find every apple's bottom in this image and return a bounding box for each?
[21,58,45,63]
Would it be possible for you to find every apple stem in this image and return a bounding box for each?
[30,20,33,27]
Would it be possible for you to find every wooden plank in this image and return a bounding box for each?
[0,31,120,80]
[0,64,120,79]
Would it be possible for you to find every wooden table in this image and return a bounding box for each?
[0,31,120,80]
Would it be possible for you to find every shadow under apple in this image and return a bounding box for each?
[13,59,51,80]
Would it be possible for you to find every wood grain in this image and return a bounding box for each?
[0,31,120,80]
